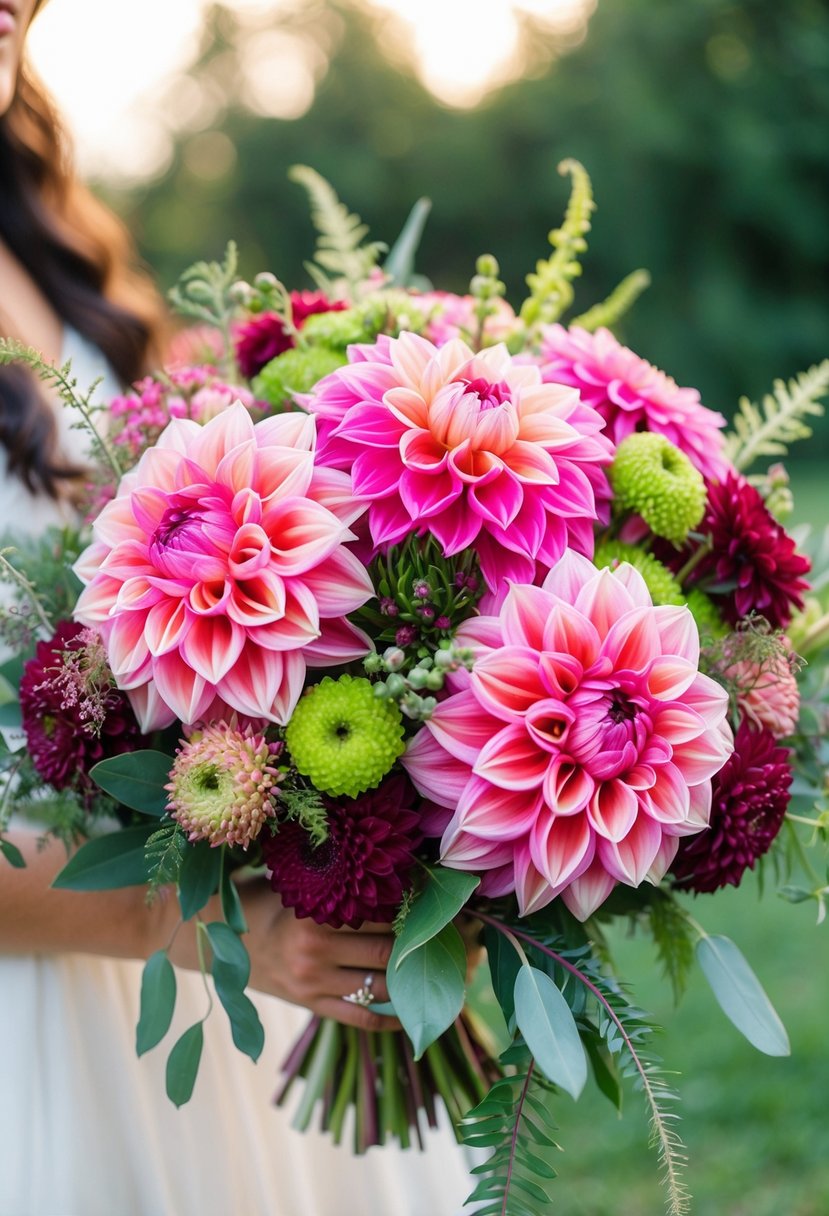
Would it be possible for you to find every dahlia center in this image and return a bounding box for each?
[459,377,511,410]
[152,503,210,555]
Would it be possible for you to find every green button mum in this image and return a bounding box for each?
[610,432,707,545]
[285,675,405,798]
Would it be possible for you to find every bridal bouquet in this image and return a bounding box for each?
[2,161,828,1214]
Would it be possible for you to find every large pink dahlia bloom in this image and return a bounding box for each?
[403,551,733,920]
[305,332,612,591]
[538,325,729,481]
[73,402,373,731]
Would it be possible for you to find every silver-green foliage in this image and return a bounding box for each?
[724,359,829,472]
[289,165,386,298]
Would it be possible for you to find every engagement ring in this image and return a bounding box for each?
[342,974,375,1008]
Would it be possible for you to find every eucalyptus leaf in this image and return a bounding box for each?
[212,959,264,1061]
[584,1034,622,1112]
[220,863,247,935]
[387,922,466,1059]
[51,824,155,890]
[0,702,21,729]
[89,750,173,816]
[178,842,222,921]
[696,934,790,1056]
[205,921,251,987]
[165,1022,204,1107]
[136,951,177,1056]
[383,197,432,287]
[392,867,479,970]
[513,965,587,1100]
[484,923,522,1027]
[0,838,26,869]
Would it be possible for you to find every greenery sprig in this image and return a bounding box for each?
[723,359,829,472]
[168,241,244,373]
[519,158,595,334]
[289,165,386,299]
[570,268,652,332]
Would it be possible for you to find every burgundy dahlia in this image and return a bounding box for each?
[233,291,347,379]
[19,620,140,794]
[681,471,810,628]
[263,774,422,928]
[671,719,792,894]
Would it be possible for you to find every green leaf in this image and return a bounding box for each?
[165,1022,204,1107]
[383,197,432,287]
[51,824,155,890]
[136,950,177,1056]
[178,841,222,921]
[220,862,247,935]
[696,934,790,1057]
[0,838,26,868]
[212,959,265,1062]
[0,702,21,729]
[484,923,522,1027]
[393,866,479,969]
[583,1034,622,1112]
[513,965,587,1100]
[89,750,172,816]
[205,921,251,987]
[387,922,466,1059]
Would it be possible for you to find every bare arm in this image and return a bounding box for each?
[0,827,398,1031]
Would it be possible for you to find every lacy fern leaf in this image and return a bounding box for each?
[519,159,595,333]
[570,268,652,332]
[145,821,188,898]
[460,1066,561,1216]
[646,891,697,1005]
[724,360,829,472]
[289,165,386,298]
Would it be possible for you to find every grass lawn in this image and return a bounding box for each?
[543,877,829,1216]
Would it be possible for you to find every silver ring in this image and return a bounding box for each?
[343,973,375,1008]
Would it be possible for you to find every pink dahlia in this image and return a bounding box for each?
[262,773,422,928]
[538,325,728,481]
[73,402,373,731]
[402,551,733,920]
[416,292,517,347]
[233,292,347,379]
[723,635,800,739]
[671,720,792,893]
[680,471,810,629]
[305,332,612,591]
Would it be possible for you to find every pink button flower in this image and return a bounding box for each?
[403,551,733,920]
[73,403,373,730]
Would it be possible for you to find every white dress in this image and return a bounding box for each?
[0,330,474,1216]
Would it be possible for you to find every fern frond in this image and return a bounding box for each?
[724,360,829,472]
[646,890,696,1004]
[277,785,329,847]
[460,1066,561,1216]
[0,337,123,481]
[145,821,188,899]
[519,159,595,333]
[570,268,651,332]
[289,165,385,298]
[168,241,239,329]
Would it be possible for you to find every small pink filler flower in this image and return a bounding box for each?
[403,551,733,920]
[73,402,373,730]
[306,332,612,591]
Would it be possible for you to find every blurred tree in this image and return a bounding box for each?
[111,0,829,450]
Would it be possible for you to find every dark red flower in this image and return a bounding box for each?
[233,292,347,379]
[671,719,792,894]
[263,773,422,928]
[681,471,810,628]
[19,620,141,795]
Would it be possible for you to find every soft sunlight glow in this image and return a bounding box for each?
[26,0,593,180]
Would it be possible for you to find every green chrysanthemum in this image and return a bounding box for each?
[610,432,707,545]
[593,540,685,606]
[299,295,426,351]
[166,723,282,848]
[252,347,346,409]
[285,675,405,798]
[685,587,728,641]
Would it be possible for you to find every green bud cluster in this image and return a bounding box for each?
[299,293,427,353]
[469,253,507,348]
[610,433,707,546]
[252,347,347,410]
[369,642,476,721]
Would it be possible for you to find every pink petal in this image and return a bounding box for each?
[455,776,542,839]
[543,757,595,815]
[127,680,177,732]
[561,859,617,921]
[541,550,598,606]
[152,651,215,725]
[217,644,293,724]
[426,690,505,765]
[181,614,246,685]
[402,730,472,808]
[646,835,680,883]
[601,608,660,673]
[214,438,256,496]
[529,811,594,890]
[297,547,375,617]
[587,780,640,841]
[367,495,416,547]
[670,728,734,785]
[652,605,700,664]
[266,497,348,576]
[574,568,636,639]
[302,617,373,666]
[513,848,558,917]
[598,814,663,886]
[190,401,255,477]
[471,646,548,721]
[468,469,524,531]
[640,763,691,827]
[646,656,698,701]
[541,602,601,671]
[107,611,151,682]
[351,449,406,499]
[399,468,464,522]
[473,722,550,790]
[253,447,314,504]
[144,597,189,657]
[499,584,557,651]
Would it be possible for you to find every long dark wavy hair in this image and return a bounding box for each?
[0,53,165,496]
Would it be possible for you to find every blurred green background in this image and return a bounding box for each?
[94,1,827,1210]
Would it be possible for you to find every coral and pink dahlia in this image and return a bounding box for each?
[73,402,373,731]
[166,722,282,848]
[262,774,422,928]
[233,291,347,380]
[723,635,800,739]
[680,471,810,629]
[305,332,612,591]
[19,620,140,794]
[402,551,733,920]
[671,719,792,893]
[538,325,728,481]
